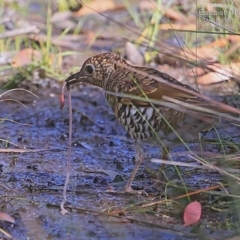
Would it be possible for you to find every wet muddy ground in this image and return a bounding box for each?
[2,0,240,238]
[0,82,239,240]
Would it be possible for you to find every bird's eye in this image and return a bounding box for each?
[85,64,95,74]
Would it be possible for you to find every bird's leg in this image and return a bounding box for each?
[123,142,147,195]
[152,146,169,189]
[159,146,169,178]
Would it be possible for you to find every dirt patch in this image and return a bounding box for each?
[0,83,238,239]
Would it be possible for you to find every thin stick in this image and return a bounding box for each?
[189,155,240,181]
[0,26,39,40]
[0,148,47,153]
[151,158,240,174]
[0,88,39,99]
[151,158,209,169]
[0,99,28,108]
[60,84,72,215]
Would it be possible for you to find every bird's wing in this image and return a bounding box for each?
[116,66,200,107]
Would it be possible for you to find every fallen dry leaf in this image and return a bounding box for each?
[187,46,219,63]
[157,43,218,66]
[183,201,202,226]
[0,212,15,224]
[11,48,58,68]
[125,42,144,65]
[11,48,42,67]
[197,71,230,85]
[139,0,156,11]
[159,23,197,31]
[139,1,187,22]
[187,64,233,85]
[73,0,124,16]
[227,62,240,76]
[207,38,228,48]
[163,8,187,22]
[227,35,240,42]
[198,63,233,85]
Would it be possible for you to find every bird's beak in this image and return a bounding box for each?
[65,71,85,87]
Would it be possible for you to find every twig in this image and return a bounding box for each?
[151,158,240,174]
[60,84,72,215]
[140,184,223,208]
[151,158,209,169]
[189,155,240,180]
[0,98,28,108]
[0,118,31,126]
[0,26,39,39]
[0,227,12,239]
[0,148,47,153]
[0,88,39,99]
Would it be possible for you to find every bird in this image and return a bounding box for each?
[65,52,220,195]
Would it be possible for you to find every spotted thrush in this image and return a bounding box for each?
[65,53,220,195]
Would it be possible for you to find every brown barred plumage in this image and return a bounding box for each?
[65,53,217,195]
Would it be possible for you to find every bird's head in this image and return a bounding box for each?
[65,53,127,89]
